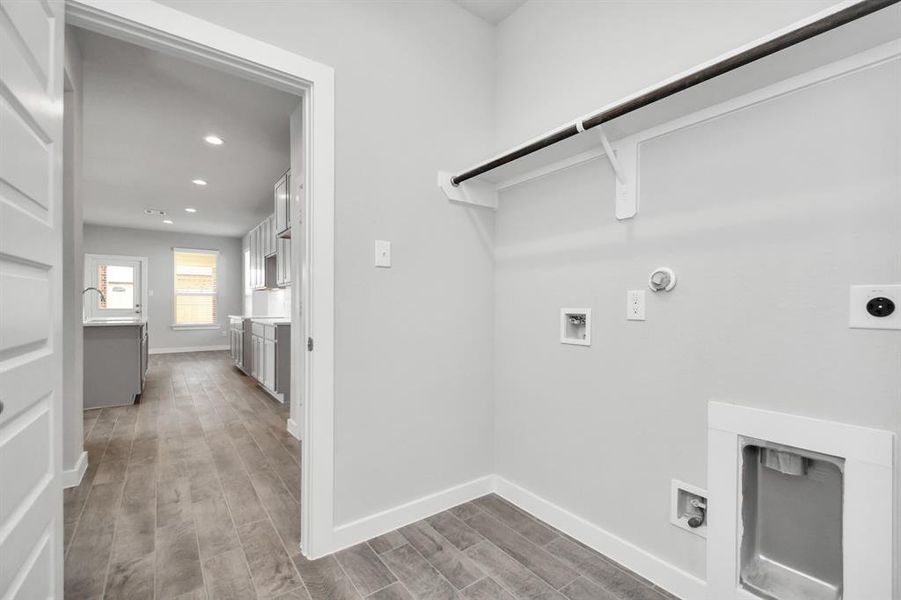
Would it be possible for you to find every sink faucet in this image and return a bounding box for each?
[82,287,106,303]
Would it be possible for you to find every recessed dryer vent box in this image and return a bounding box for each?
[739,438,844,600]
[560,308,591,346]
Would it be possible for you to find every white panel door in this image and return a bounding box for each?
[0,0,65,598]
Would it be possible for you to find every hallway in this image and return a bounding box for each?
[64,352,303,599]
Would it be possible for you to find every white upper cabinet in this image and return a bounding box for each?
[246,170,293,290]
[274,170,290,238]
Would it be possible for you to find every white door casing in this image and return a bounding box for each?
[0,0,66,598]
[65,0,335,559]
[288,101,304,438]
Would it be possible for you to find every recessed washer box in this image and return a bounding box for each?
[560,308,591,346]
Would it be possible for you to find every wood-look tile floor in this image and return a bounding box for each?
[65,351,679,600]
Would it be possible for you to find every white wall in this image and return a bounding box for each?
[83,225,243,352]
[63,29,85,475]
[495,0,836,149]
[494,5,900,592]
[157,0,498,527]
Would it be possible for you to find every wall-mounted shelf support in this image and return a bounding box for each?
[596,128,638,220]
[438,171,497,210]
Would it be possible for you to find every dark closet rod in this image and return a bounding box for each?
[450,0,898,186]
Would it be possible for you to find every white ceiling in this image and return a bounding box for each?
[454,0,526,25]
[75,27,299,237]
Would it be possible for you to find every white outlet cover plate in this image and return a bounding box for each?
[849,284,900,330]
[375,240,391,268]
[627,290,646,321]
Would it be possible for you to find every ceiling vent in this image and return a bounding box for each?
[144,208,167,216]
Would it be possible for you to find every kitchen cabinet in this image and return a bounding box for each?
[229,316,245,370]
[263,338,275,391]
[249,319,291,403]
[274,170,290,238]
[263,215,276,257]
[276,237,291,287]
[140,322,148,390]
[249,226,261,290]
[248,214,283,290]
[83,319,147,408]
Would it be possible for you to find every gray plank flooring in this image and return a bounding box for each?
[65,351,679,600]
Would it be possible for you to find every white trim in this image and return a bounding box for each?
[67,0,336,558]
[331,476,494,552]
[149,344,229,355]
[61,451,88,489]
[286,418,302,441]
[707,402,894,600]
[494,476,706,600]
[169,324,221,331]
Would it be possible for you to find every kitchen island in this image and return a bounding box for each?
[83,318,148,409]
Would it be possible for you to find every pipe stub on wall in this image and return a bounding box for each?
[648,267,676,292]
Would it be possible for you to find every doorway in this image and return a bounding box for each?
[83,254,148,320]
[65,0,337,563]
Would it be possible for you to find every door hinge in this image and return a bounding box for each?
[307,337,314,351]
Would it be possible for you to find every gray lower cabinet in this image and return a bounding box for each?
[229,316,246,371]
[249,320,290,403]
[84,321,147,409]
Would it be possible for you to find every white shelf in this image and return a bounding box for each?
[439,1,901,209]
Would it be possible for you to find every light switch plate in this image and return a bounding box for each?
[627,290,646,321]
[849,284,901,330]
[375,240,391,268]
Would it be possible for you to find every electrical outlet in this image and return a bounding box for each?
[627,290,646,321]
[849,284,901,330]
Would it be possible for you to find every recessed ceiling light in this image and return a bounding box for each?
[163,219,174,224]
[204,135,224,146]
[185,208,197,213]
[192,179,207,186]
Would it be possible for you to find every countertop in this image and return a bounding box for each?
[84,317,148,327]
[250,317,291,325]
[227,315,290,325]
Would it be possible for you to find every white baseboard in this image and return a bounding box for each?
[62,451,88,489]
[286,418,302,440]
[325,473,706,599]
[149,344,229,355]
[331,475,494,552]
[494,476,706,600]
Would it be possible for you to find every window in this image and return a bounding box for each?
[98,264,135,309]
[173,248,218,326]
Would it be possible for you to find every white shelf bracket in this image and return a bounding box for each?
[438,171,497,210]
[596,127,638,220]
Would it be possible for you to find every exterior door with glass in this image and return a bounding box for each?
[84,254,147,320]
